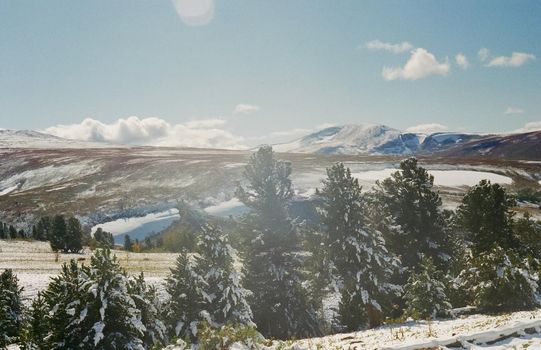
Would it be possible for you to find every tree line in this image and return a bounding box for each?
[1,146,541,348]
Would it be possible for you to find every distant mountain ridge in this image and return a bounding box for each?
[0,129,118,149]
[273,124,541,160]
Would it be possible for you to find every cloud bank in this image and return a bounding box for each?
[382,48,450,81]
[365,40,413,54]
[45,116,246,149]
[405,123,449,134]
[514,121,541,133]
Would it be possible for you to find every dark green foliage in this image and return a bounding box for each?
[0,222,5,239]
[0,269,23,347]
[48,215,84,253]
[20,292,49,350]
[124,234,133,251]
[456,180,518,255]
[513,213,541,260]
[9,225,17,239]
[515,187,541,205]
[65,216,83,252]
[32,217,51,241]
[403,256,451,319]
[317,163,399,330]
[456,246,538,313]
[236,146,321,339]
[93,227,115,248]
[372,158,451,277]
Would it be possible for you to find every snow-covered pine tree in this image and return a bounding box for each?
[65,216,84,253]
[403,256,451,320]
[77,249,146,349]
[236,146,321,339]
[20,292,49,350]
[455,246,538,312]
[318,163,400,330]
[372,158,451,279]
[0,269,23,347]
[196,223,253,327]
[42,259,85,348]
[50,215,67,252]
[128,273,167,348]
[165,251,207,342]
[44,250,148,349]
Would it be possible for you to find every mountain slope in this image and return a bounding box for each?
[0,129,114,148]
[443,130,541,159]
[274,124,422,155]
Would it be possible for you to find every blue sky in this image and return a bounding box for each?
[1,0,540,148]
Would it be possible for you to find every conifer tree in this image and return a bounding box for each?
[372,158,451,278]
[0,269,23,347]
[43,250,149,349]
[165,251,207,341]
[196,223,253,327]
[318,163,400,330]
[456,180,518,255]
[403,256,451,319]
[128,273,167,348]
[164,209,253,342]
[94,227,115,248]
[124,234,133,252]
[236,146,321,339]
[65,216,83,253]
[456,246,538,312]
[20,292,49,350]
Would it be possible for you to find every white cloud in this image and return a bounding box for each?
[405,123,449,134]
[382,48,450,81]
[455,53,470,69]
[478,48,490,62]
[45,116,245,149]
[365,40,413,54]
[487,52,536,67]
[233,104,261,115]
[171,0,214,26]
[504,107,525,115]
[513,121,541,133]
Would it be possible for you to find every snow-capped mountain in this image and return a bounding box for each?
[273,124,424,155]
[0,129,115,149]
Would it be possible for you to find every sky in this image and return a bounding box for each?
[0,0,540,148]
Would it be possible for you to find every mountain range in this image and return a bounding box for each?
[1,125,540,160]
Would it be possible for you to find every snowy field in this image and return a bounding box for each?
[0,240,173,302]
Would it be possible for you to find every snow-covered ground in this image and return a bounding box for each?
[266,310,541,349]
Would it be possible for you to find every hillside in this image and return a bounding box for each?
[0,129,114,149]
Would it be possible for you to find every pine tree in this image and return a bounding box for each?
[456,180,518,255]
[20,292,49,350]
[0,269,24,347]
[318,163,400,330]
[236,146,321,339]
[514,213,541,260]
[9,225,17,239]
[128,273,167,348]
[94,228,115,248]
[50,215,67,252]
[372,158,451,278]
[456,246,538,312]
[196,223,253,327]
[403,256,451,320]
[65,216,83,253]
[165,251,207,341]
[43,250,149,349]
[124,234,133,252]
